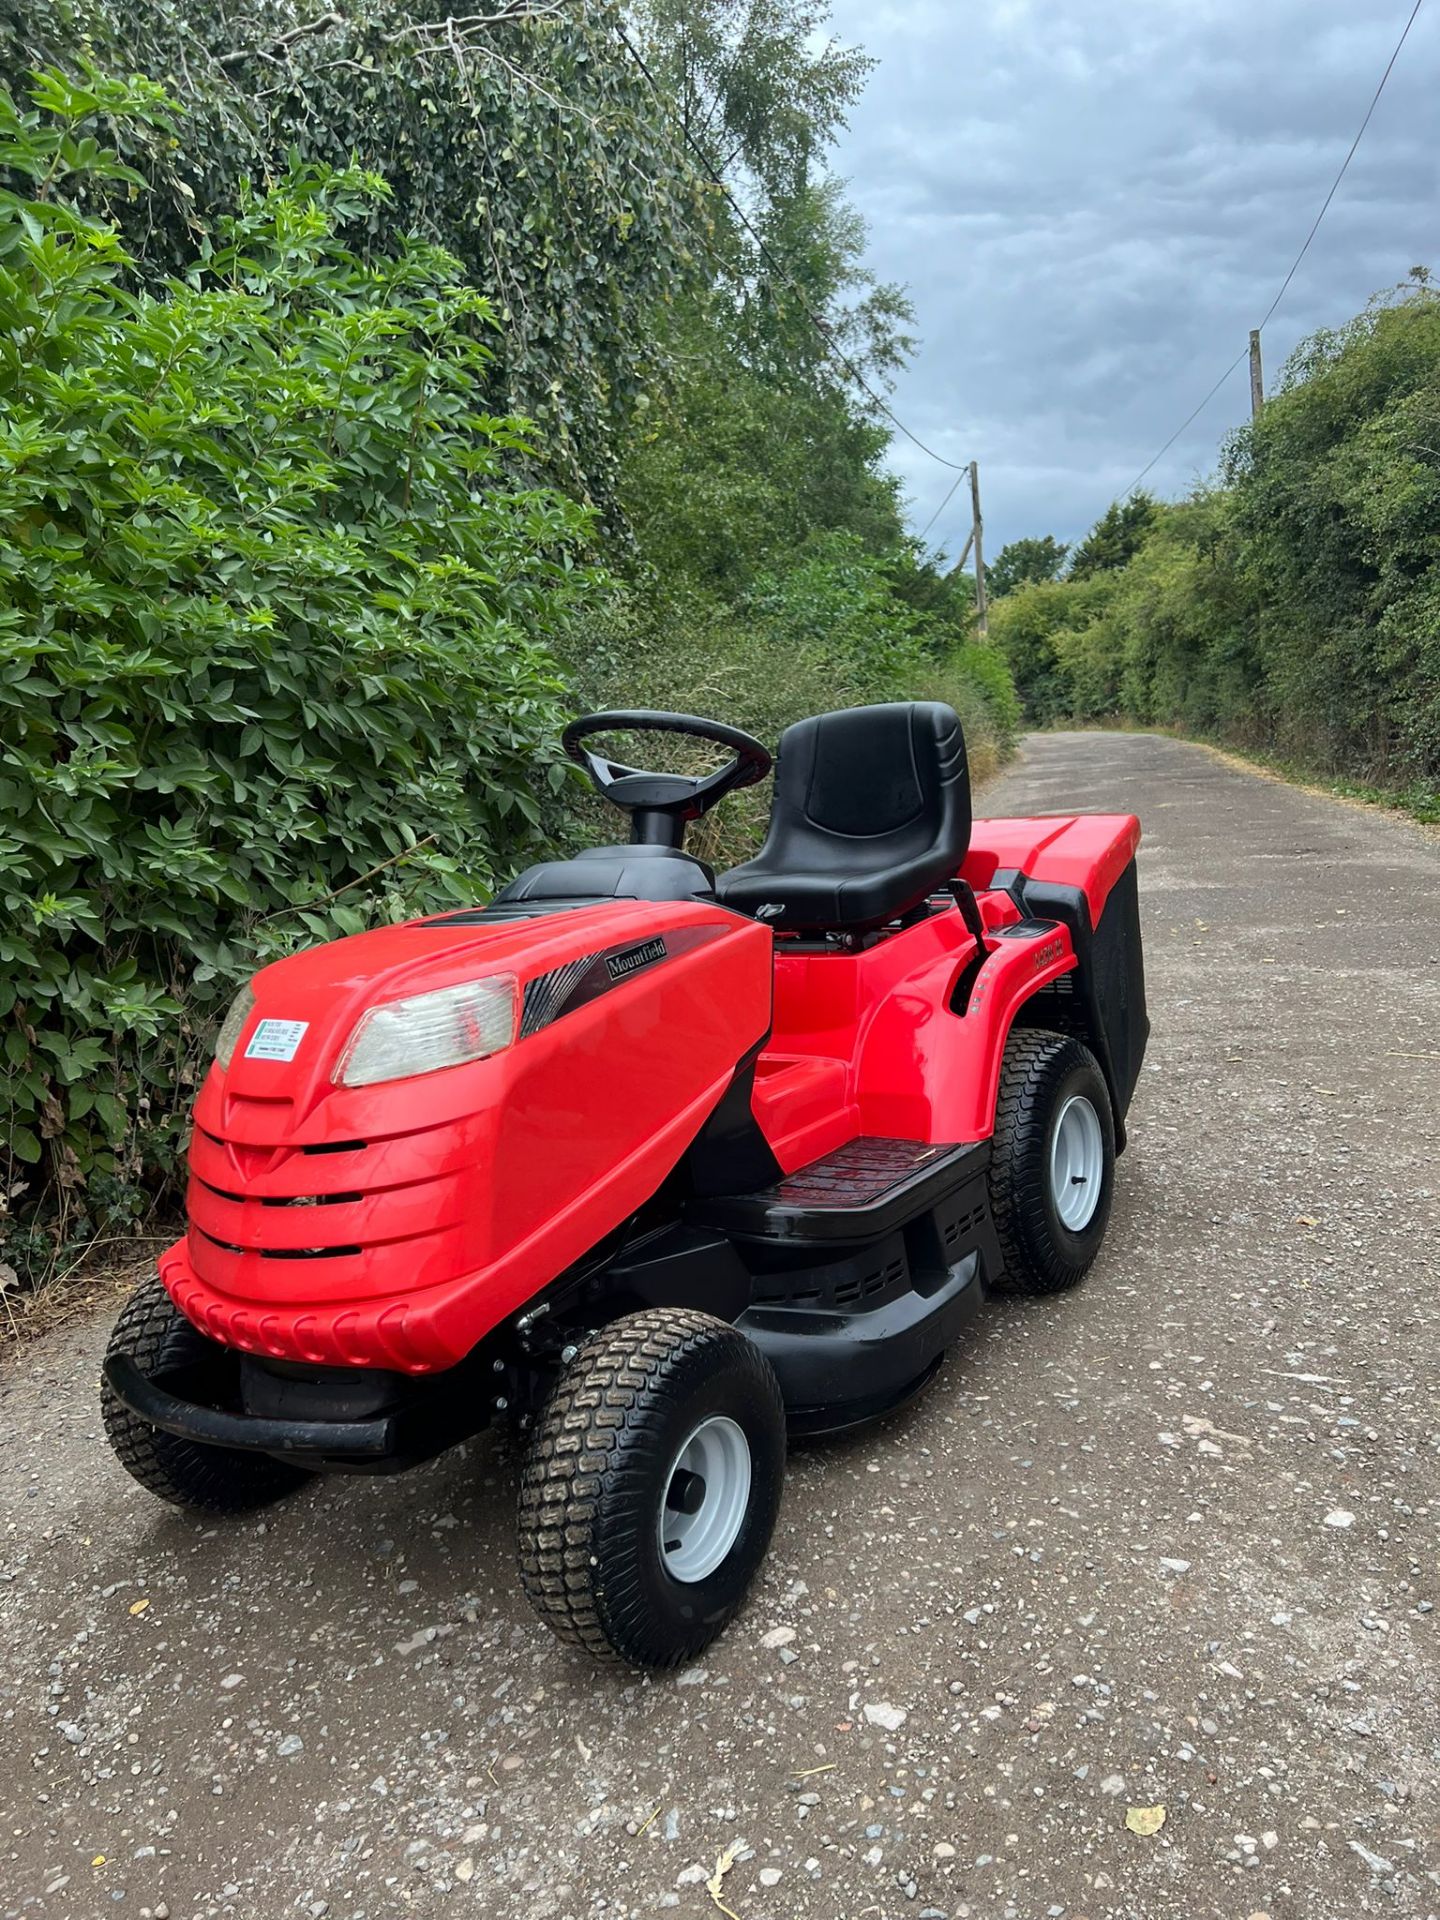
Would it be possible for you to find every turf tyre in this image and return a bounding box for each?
[517,1308,785,1667]
[988,1028,1115,1295]
[100,1277,314,1512]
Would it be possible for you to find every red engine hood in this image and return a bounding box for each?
[163,899,773,1371]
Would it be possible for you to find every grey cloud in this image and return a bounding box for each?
[824,0,1440,553]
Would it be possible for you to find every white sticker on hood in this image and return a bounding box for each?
[244,1018,309,1062]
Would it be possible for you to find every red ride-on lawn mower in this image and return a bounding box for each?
[102,702,1147,1666]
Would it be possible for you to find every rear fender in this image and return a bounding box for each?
[853,929,1076,1142]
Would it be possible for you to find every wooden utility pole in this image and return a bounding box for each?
[1248,328,1264,418]
[969,459,988,635]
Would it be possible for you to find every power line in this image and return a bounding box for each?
[611,17,972,476]
[1123,0,1425,499]
[917,470,966,544]
[1258,0,1425,334]
[1126,348,1249,496]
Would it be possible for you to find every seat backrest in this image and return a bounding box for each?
[783,701,967,848]
[718,701,971,932]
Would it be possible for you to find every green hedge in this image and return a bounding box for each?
[991,276,1440,808]
[0,74,590,1257]
[558,533,1021,863]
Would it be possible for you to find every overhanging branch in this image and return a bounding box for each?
[218,2,565,69]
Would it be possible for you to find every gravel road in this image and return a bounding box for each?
[3,730,1438,1920]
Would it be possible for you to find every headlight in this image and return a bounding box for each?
[334,975,518,1088]
[214,983,256,1070]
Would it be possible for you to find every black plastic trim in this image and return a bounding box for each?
[104,1351,398,1459]
[520,923,730,1038]
[103,1349,495,1473]
[600,1223,752,1321]
[741,1250,984,1435]
[994,917,1062,940]
[679,1039,785,1199]
[985,867,1030,916]
[432,898,615,923]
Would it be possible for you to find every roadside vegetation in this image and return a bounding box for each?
[988,273,1440,823]
[0,6,1018,1277]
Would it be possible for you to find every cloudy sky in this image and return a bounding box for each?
[823,0,1439,563]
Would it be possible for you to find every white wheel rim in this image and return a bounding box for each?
[1049,1094,1104,1231]
[658,1415,752,1584]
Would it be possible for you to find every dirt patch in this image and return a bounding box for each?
[0,1240,164,1354]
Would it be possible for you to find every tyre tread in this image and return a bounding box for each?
[989,1028,1113,1296]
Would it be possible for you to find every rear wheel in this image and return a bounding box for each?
[101,1278,313,1513]
[517,1308,786,1667]
[988,1029,1115,1294]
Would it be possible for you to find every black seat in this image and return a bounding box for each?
[716,702,970,933]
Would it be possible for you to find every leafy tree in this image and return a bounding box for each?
[634,0,872,203]
[633,0,916,453]
[888,547,977,631]
[988,535,1068,599]
[0,72,590,1243]
[0,0,703,514]
[989,577,1117,724]
[1068,493,1157,579]
[620,308,904,598]
[1042,497,1258,728]
[1223,277,1440,780]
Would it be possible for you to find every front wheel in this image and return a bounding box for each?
[517,1308,786,1667]
[988,1029,1115,1294]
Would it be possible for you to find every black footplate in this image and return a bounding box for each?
[692,1136,989,1243]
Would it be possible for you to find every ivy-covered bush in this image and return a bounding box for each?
[0,72,591,1259]
[0,0,701,517]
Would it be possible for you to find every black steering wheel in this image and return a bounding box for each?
[562,710,773,845]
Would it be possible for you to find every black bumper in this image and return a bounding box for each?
[102,1352,478,1472]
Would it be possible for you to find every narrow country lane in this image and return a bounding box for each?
[2,731,1438,1920]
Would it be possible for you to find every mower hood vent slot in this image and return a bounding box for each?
[195,1178,361,1210]
[196,1229,363,1261]
[302,1140,367,1156]
[260,1192,363,1209]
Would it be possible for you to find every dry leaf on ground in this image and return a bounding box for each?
[1125,1804,1167,1836]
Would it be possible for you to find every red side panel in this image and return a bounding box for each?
[162,901,771,1372]
[854,923,1076,1141]
[760,899,1077,1154]
[749,1054,854,1171]
[752,811,1142,1157]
